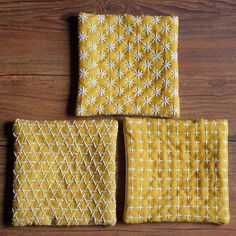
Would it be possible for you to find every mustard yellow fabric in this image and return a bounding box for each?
[123,117,230,224]
[76,12,179,117]
[12,119,118,226]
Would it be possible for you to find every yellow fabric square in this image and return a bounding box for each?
[123,117,230,224]
[12,119,118,226]
[76,13,179,117]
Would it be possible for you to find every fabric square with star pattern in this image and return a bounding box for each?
[76,12,179,117]
[123,117,230,224]
[12,119,118,226]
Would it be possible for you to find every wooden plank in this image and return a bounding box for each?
[0,0,236,235]
[0,228,235,236]
[0,20,235,76]
[0,3,235,76]
[1,75,236,144]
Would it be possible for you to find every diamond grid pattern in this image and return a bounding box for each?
[12,119,118,226]
[123,117,230,224]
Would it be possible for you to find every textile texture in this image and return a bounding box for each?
[123,117,230,224]
[76,12,179,117]
[12,119,118,226]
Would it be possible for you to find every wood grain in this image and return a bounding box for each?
[0,0,236,235]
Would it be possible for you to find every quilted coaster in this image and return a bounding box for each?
[12,119,118,226]
[123,117,230,224]
[76,12,179,117]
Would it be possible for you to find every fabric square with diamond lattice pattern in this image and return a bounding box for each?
[12,119,118,226]
[76,12,179,117]
[123,117,230,224]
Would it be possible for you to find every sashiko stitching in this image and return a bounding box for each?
[10,11,230,228]
[12,119,118,226]
[123,117,230,224]
[76,12,179,117]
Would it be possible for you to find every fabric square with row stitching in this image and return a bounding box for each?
[12,119,118,226]
[76,12,179,117]
[123,117,230,224]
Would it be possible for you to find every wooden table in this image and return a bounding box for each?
[0,0,236,235]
